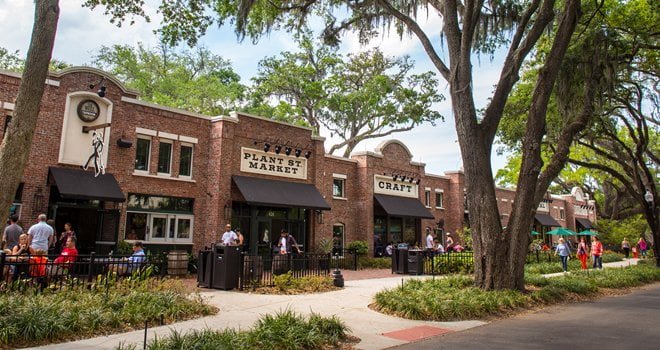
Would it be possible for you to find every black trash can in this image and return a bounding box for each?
[396,246,409,274]
[391,248,399,274]
[212,245,241,290]
[197,249,214,288]
[407,249,425,275]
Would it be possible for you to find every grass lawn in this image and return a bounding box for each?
[373,264,660,321]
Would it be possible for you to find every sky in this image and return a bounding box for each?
[0,0,509,176]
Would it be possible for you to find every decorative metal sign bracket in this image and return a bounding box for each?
[82,123,111,133]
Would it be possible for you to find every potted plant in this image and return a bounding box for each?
[315,237,333,270]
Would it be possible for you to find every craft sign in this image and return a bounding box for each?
[240,147,307,180]
[373,175,418,198]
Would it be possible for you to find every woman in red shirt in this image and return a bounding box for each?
[51,236,78,276]
[591,236,603,269]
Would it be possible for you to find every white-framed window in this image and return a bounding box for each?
[332,223,345,257]
[435,189,444,209]
[134,135,152,172]
[125,194,194,244]
[559,209,566,220]
[425,190,431,208]
[157,139,173,175]
[179,143,194,178]
[126,212,194,244]
[333,178,345,198]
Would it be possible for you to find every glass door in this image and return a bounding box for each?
[256,219,272,256]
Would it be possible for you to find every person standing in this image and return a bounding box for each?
[57,223,76,254]
[234,227,245,250]
[577,237,589,270]
[27,214,54,253]
[554,237,571,272]
[637,237,648,258]
[591,236,603,269]
[621,238,631,259]
[445,232,454,252]
[220,224,237,246]
[2,215,22,251]
[278,228,302,255]
[425,227,436,251]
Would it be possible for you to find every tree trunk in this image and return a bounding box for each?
[0,0,60,218]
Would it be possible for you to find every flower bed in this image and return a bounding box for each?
[0,278,216,348]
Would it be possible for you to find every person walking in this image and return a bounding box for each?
[591,236,603,269]
[554,237,571,272]
[621,238,631,259]
[637,237,648,258]
[577,237,589,270]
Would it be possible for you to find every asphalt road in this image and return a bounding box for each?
[391,282,660,350]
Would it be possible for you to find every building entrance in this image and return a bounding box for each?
[231,203,308,256]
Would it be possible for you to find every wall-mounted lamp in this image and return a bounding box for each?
[274,145,282,154]
[254,140,313,159]
[224,202,232,219]
[32,189,44,213]
[285,146,292,156]
[316,210,324,224]
[89,77,106,98]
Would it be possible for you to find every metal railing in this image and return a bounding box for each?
[0,252,167,293]
[239,252,331,291]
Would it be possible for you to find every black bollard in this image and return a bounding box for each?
[332,268,344,287]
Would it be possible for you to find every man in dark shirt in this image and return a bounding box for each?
[2,215,22,250]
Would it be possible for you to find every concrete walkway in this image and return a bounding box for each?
[30,259,642,350]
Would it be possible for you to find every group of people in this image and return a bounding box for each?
[620,237,649,259]
[554,235,651,272]
[220,224,302,255]
[425,227,464,254]
[2,214,79,281]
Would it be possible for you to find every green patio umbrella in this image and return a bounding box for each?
[531,230,541,236]
[547,227,577,236]
[578,230,599,236]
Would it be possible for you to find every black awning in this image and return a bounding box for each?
[576,218,593,229]
[232,175,331,210]
[374,194,435,219]
[535,213,560,227]
[49,167,125,202]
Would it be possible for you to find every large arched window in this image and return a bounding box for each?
[332,224,345,256]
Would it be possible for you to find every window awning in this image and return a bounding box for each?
[374,194,435,219]
[576,218,593,229]
[535,213,560,227]
[232,175,331,210]
[49,167,125,202]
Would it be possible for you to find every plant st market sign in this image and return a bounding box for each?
[373,175,418,198]
[241,147,307,180]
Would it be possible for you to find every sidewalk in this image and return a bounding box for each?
[30,259,641,350]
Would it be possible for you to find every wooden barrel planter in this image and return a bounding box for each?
[167,250,188,276]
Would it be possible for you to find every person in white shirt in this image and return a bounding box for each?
[28,214,54,252]
[425,227,436,250]
[221,224,237,245]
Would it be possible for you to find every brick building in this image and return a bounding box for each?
[0,68,597,255]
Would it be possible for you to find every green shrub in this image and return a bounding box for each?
[347,240,369,255]
[129,310,351,350]
[358,257,392,269]
[1,279,216,348]
[432,254,474,274]
[374,265,660,322]
[601,251,624,263]
[373,276,529,321]
[272,271,335,293]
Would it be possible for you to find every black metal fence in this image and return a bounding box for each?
[239,252,331,291]
[0,252,167,293]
